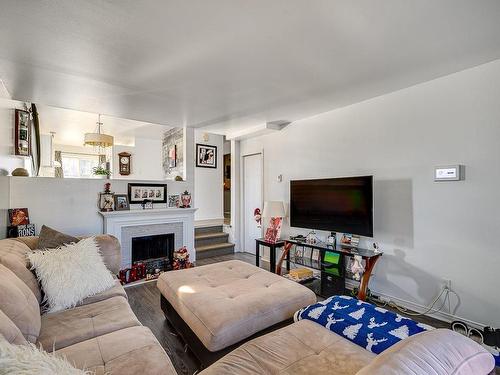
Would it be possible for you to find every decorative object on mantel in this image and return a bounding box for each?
[118,152,131,175]
[114,194,130,211]
[98,182,114,212]
[168,194,180,208]
[11,167,29,177]
[262,201,285,243]
[14,109,31,156]
[196,143,217,168]
[172,246,193,270]
[141,199,153,209]
[175,175,183,181]
[180,190,192,208]
[128,183,167,203]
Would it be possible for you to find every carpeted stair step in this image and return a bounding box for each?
[195,225,224,235]
[196,242,235,259]
[195,232,230,247]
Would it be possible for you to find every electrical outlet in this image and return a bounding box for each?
[443,278,452,290]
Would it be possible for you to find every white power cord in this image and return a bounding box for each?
[371,286,458,317]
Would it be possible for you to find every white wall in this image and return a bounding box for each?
[0,128,196,239]
[113,138,163,180]
[194,131,224,222]
[239,59,500,327]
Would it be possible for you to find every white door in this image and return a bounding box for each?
[243,153,263,254]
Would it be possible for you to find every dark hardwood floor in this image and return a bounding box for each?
[126,253,254,375]
[126,252,457,375]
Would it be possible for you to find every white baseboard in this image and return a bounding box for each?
[344,279,486,329]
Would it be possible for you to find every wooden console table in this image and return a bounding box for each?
[276,239,382,301]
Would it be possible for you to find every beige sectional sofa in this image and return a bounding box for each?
[1,235,495,375]
[0,236,176,375]
[200,319,496,375]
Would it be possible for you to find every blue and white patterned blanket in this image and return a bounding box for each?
[295,295,433,354]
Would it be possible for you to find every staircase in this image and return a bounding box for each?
[195,225,235,260]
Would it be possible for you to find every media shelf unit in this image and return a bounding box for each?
[276,239,382,300]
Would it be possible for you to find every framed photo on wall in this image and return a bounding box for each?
[196,143,217,168]
[14,109,31,156]
[128,183,167,203]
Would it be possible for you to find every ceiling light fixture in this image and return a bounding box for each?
[84,114,113,148]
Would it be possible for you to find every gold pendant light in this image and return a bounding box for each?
[84,114,113,148]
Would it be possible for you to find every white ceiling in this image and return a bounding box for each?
[1,1,500,135]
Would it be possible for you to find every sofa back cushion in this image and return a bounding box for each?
[38,225,80,249]
[0,239,42,303]
[0,309,28,345]
[356,329,495,375]
[0,264,41,343]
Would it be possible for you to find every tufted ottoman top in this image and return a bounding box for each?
[157,260,317,351]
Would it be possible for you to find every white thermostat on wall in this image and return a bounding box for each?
[434,165,464,181]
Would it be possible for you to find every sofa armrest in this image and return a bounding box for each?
[14,236,39,250]
[94,235,121,275]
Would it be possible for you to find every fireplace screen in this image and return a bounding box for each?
[132,233,174,264]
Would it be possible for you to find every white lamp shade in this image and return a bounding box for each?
[84,132,114,147]
[262,201,285,218]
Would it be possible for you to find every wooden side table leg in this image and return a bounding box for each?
[255,242,260,267]
[357,256,380,301]
[276,242,293,276]
[270,245,276,274]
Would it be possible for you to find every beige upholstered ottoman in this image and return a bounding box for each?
[157,260,316,362]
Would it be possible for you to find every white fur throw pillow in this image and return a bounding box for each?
[0,334,90,374]
[28,237,116,313]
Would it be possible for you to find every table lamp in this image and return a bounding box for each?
[262,201,285,243]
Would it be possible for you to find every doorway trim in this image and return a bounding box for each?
[240,150,264,253]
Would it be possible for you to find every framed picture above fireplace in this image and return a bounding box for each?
[128,183,167,203]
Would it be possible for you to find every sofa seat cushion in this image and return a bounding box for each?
[0,239,42,303]
[200,319,375,375]
[0,264,41,343]
[37,296,140,351]
[157,260,317,352]
[356,329,495,375]
[77,278,127,306]
[56,326,177,375]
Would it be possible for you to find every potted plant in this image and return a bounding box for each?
[92,166,111,179]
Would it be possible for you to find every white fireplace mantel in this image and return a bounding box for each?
[99,208,197,267]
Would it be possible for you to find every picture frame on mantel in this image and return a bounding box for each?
[128,183,167,204]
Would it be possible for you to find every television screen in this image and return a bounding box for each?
[290,176,373,237]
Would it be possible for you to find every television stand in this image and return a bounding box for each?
[276,239,382,301]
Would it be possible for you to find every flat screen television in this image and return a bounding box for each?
[290,176,373,237]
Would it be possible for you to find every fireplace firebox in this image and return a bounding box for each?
[131,233,174,274]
